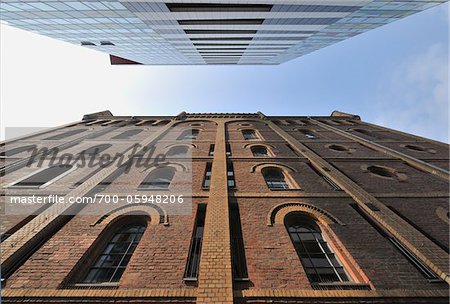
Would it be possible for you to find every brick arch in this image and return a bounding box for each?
[164,143,198,149]
[436,206,450,224]
[143,162,190,173]
[91,204,169,227]
[267,202,345,226]
[251,162,296,173]
[242,143,275,149]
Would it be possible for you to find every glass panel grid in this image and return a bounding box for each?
[288,222,349,283]
[83,225,145,284]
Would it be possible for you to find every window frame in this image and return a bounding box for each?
[5,164,77,189]
[67,215,149,288]
[241,129,259,140]
[285,213,351,285]
[138,166,176,190]
[262,167,290,190]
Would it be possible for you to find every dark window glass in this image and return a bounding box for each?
[139,167,175,189]
[178,129,199,140]
[242,129,258,140]
[262,167,289,189]
[156,120,170,126]
[230,204,248,280]
[0,144,37,157]
[227,162,236,189]
[83,224,146,283]
[367,165,395,178]
[285,214,349,284]
[112,129,143,140]
[404,144,426,152]
[167,146,189,157]
[184,204,206,279]
[167,3,273,12]
[286,120,299,125]
[44,129,87,140]
[251,146,268,157]
[226,143,232,156]
[79,144,111,156]
[203,162,212,188]
[353,129,375,138]
[13,165,73,187]
[299,129,318,139]
[209,144,215,156]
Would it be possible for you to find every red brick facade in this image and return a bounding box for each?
[0,111,448,303]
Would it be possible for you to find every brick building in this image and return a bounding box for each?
[0,110,449,303]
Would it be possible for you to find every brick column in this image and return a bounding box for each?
[1,120,178,273]
[260,113,450,284]
[197,120,234,304]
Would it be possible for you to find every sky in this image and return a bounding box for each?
[1,3,449,143]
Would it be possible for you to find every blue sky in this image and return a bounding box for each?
[1,3,448,142]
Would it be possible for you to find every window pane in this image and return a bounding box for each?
[285,214,349,284]
[82,224,146,283]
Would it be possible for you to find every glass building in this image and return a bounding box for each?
[0,0,447,65]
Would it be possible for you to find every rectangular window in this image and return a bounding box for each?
[209,144,215,156]
[179,19,264,25]
[167,3,272,12]
[226,143,232,156]
[184,204,206,280]
[185,30,257,35]
[350,204,441,282]
[242,130,258,140]
[307,163,341,191]
[230,204,249,280]
[227,162,236,189]
[202,162,212,188]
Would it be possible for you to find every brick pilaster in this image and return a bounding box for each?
[196,121,234,304]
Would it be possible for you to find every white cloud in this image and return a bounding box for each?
[372,43,449,143]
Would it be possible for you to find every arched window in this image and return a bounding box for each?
[177,129,199,140]
[0,144,37,157]
[352,128,375,138]
[79,144,111,156]
[366,165,395,178]
[404,144,426,152]
[82,223,147,283]
[285,213,349,284]
[156,120,170,126]
[242,129,258,140]
[328,144,348,152]
[112,129,143,140]
[167,146,189,157]
[139,166,176,189]
[11,164,73,188]
[262,167,289,189]
[251,146,268,157]
[44,129,87,140]
[299,129,318,140]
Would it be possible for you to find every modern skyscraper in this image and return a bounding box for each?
[1,111,449,303]
[1,1,448,64]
